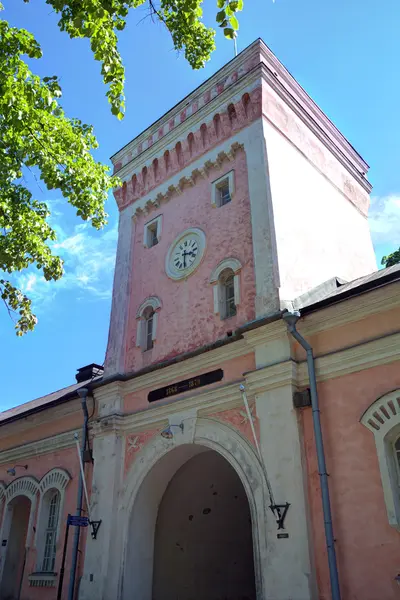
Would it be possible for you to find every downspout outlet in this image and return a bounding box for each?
[282,310,301,330]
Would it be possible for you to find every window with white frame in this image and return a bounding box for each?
[210,258,242,320]
[211,171,234,208]
[361,390,400,529]
[143,307,154,351]
[219,269,237,319]
[41,490,60,572]
[136,296,161,351]
[144,215,162,248]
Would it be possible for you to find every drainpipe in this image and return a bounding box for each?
[283,311,341,600]
[68,387,89,600]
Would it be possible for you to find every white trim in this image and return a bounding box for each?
[5,476,39,504]
[234,273,240,305]
[35,468,71,559]
[213,285,219,314]
[143,215,162,248]
[136,298,161,350]
[361,389,400,529]
[0,476,39,556]
[165,228,206,281]
[136,319,143,348]
[211,170,235,207]
[136,296,162,318]
[210,258,242,318]
[210,257,242,283]
[39,468,70,495]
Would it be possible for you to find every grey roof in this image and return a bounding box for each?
[0,377,101,424]
[294,264,400,311]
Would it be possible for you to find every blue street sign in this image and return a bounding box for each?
[67,515,89,527]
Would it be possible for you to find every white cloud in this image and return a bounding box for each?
[369,195,400,246]
[16,216,118,307]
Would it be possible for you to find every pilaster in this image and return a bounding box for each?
[80,387,125,600]
[244,331,316,600]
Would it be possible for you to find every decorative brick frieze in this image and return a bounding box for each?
[114,91,260,211]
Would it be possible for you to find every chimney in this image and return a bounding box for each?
[75,363,104,383]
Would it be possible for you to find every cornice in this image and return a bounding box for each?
[122,337,251,395]
[297,331,400,386]
[0,396,82,437]
[130,142,244,220]
[115,73,261,185]
[0,429,80,465]
[244,360,298,394]
[243,321,288,347]
[258,43,368,176]
[260,64,370,196]
[91,380,246,436]
[299,282,400,337]
[113,39,368,190]
[112,40,262,168]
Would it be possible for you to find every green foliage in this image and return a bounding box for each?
[381,248,400,268]
[0,16,117,334]
[1,0,244,333]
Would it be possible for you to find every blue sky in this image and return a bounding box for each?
[1,0,399,410]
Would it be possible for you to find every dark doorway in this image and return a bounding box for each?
[0,496,31,600]
[152,450,256,600]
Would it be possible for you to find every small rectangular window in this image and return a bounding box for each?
[212,171,235,208]
[217,179,231,206]
[147,222,158,247]
[144,215,162,248]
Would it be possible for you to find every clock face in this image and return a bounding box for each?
[166,228,206,280]
[173,238,198,271]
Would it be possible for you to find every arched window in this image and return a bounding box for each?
[210,258,242,320]
[143,307,154,351]
[361,390,400,529]
[41,490,60,572]
[219,269,236,319]
[136,296,162,351]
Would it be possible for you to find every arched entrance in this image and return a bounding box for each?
[152,449,256,600]
[122,419,266,600]
[0,495,31,600]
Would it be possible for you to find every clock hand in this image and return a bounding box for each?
[182,251,187,269]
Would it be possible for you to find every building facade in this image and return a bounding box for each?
[0,39,399,600]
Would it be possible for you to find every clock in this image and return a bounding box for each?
[165,228,206,280]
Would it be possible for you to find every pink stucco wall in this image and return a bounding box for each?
[302,362,400,600]
[124,149,256,372]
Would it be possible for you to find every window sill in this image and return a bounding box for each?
[29,573,57,588]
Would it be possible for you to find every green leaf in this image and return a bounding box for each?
[229,15,239,30]
[216,9,226,23]
[224,27,235,39]
[217,0,225,7]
